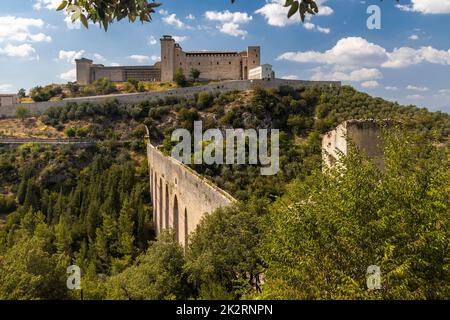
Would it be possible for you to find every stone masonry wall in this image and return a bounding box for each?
[0,79,341,118]
[147,141,235,247]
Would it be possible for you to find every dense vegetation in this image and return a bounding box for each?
[0,85,449,299]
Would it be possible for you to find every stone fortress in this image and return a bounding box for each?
[76,35,273,84]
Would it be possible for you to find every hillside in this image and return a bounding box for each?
[0,84,449,300]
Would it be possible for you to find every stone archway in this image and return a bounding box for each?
[173,195,179,242]
[165,184,170,229]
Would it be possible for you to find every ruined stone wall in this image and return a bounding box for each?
[322,120,387,169]
[0,79,341,118]
[147,142,235,246]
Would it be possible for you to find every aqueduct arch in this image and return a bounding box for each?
[146,132,235,247]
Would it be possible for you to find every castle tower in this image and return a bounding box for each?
[246,46,261,77]
[75,58,93,85]
[160,35,176,82]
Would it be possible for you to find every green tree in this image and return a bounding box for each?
[260,130,450,299]
[186,200,266,299]
[190,68,201,81]
[17,88,26,99]
[16,106,29,121]
[0,231,69,300]
[105,232,190,300]
[174,67,187,87]
[65,127,76,138]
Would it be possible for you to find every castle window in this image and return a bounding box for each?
[217,62,219,65]
[198,62,201,65]
[229,62,231,65]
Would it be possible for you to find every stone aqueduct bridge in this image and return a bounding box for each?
[146,132,236,246]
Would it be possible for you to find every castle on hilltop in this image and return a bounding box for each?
[76,35,272,85]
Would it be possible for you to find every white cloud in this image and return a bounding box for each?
[279,36,450,70]
[151,55,160,61]
[64,14,81,29]
[127,55,150,63]
[33,0,61,11]
[396,0,450,14]
[58,50,85,64]
[409,34,419,40]
[218,22,248,38]
[385,86,398,91]
[406,94,423,100]
[163,14,186,29]
[159,9,169,15]
[316,25,331,34]
[281,75,299,80]
[60,68,76,81]
[186,14,195,20]
[172,36,188,43]
[0,16,51,43]
[255,0,333,27]
[93,53,106,62]
[205,10,252,38]
[0,84,13,92]
[110,62,120,67]
[278,37,387,67]
[0,44,37,59]
[406,85,429,91]
[205,10,253,24]
[361,80,380,89]
[148,35,157,46]
[311,67,383,82]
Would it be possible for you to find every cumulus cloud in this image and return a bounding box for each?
[58,50,85,64]
[172,36,188,43]
[163,13,187,29]
[0,44,37,60]
[311,67,383,82]
[255,0,333,29]
[406,85,429,91]
[205,10,252,38]
[0,16,51,43]
[281,75,299,80]
[397,0,450,14]
[409,34,419,40]
[278,37,387,67]
[33,0,61,11]
[127,55,151,63]
[406,94,423,100]
[93,53,106,62]
[148,35,157,46]
[0,84,13,92]
[60,68,76,81]
[385,86,399,91]
[361,80,380,89]
[278,36,450,69]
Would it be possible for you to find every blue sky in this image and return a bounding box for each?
[1,0,450,113]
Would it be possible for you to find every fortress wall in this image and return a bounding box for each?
[182,55,243,80]
[0,79,341,118]
[322,120,387,169]
[147,142,235,246]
